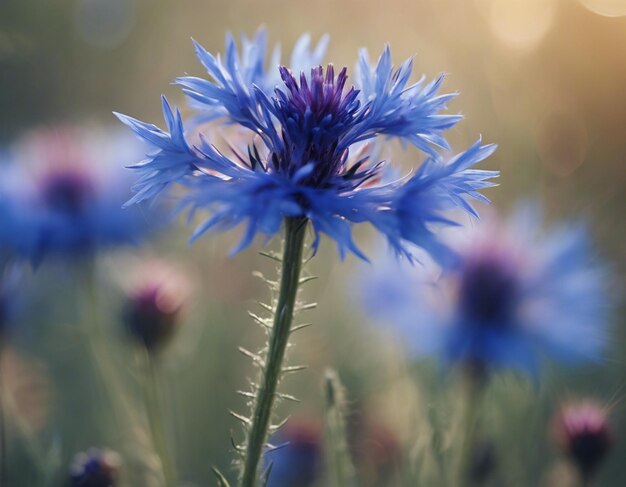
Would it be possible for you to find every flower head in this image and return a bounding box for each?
[122,261,189,352]
[551,401,613,478]
[70,448,121,487]
[359,206,611,375]
[116,29,497,260]
[0,127,156,264]
[264,419,322,487]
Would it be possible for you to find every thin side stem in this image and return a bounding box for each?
[80,263,166,485]
[457,367,486,487]
[581,472,595,487]
[142,352,177,487]
[0,343,7,487]
[83,267,136,430]
[240,217,308,487]
[324,370,356,487]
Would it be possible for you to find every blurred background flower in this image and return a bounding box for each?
[264,418,323,487]
[0,127,158,264]
[359,205,611,376]
[121,260,190,353]
[551,400,614,483]
[70,447,121,487]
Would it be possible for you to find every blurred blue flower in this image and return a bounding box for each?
[70,448,121,487]
[264,420,322,487]
[0,127,156,264]
[116,29,498,260]
[359,206,611,375]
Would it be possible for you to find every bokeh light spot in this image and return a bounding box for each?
[579,0,626,17]
[487,0,557,50]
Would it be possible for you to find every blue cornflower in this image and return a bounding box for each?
[0,127,156,263]
[116,30,497,259]
[359,206,611,375]
[264,420,322,487]
[183,28,330,125]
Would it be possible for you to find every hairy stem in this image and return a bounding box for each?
[240,217,308,487]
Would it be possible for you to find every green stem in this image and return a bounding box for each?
[83,267,132,428]
[0,343,7,486]
[80,264,166,485]
[240,217,308,487]
[581,472,595,487]
[324,370,356,487]
[142,352,177,487]
[457,367,486,487]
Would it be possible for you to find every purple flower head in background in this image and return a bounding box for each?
[0,127,157,264]
[551,400,613,479]
[359,205,611,376]
[264,419,322,487]
[116,28,498,260]
[121,260,190,352]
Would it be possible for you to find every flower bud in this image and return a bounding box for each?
[123,282,183,352]
[552,401,613,479]
[70,448,121,487]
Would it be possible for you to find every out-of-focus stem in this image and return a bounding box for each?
[81,263,166,486]
[581,472,595,487]
[142,352,177,487]
[240,217,308,487]
[324,369,356,487]
[0,342,7,487]
[457,365,486,487]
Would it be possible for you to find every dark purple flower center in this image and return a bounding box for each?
[271,65,363,187]
[458,257,519,327]
[569,429,612,475]
[42,172,94,215]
